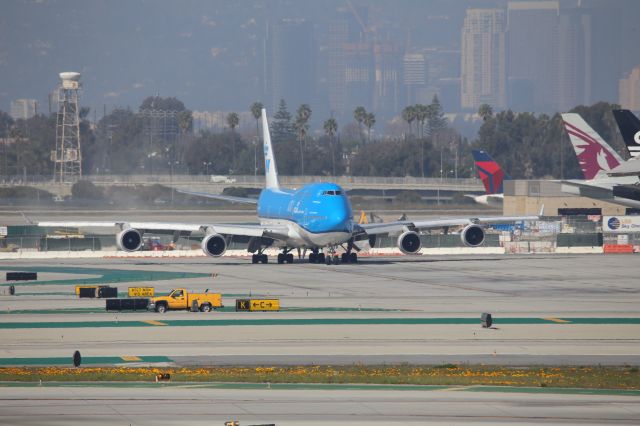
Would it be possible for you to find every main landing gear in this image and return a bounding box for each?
[310,247,358,265]
[277,248,294,264]
[251,253,268,264]
[308,249,326,264]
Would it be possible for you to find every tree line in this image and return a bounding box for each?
[0,95,625,180]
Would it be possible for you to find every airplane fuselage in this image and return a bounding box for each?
[257,182,354,248]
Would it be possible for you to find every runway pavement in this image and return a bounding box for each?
[1,384,639,425]
[1,254,639,366]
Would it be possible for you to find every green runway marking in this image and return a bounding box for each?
[0,381,638,396]
[0,356,172,366]
[1,317,639,329]
[0,265,209,287]
[0,308,105,315]
[0,307,401,315]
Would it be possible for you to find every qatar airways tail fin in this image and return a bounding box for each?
[261,108,280,190]
[561,113,623,180]
[613,109,640,159]
[472,150,510,195]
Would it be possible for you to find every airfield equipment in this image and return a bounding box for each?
[52,72,83,183]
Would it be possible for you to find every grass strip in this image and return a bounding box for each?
[0,365,638,390]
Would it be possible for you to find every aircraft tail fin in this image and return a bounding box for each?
[613,109,640,159]
[561,113,623,180]
[261,108,280,190]
[471,150,510,195]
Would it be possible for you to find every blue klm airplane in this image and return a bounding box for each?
[39,109,538,265]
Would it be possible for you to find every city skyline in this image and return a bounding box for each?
[1,0,639,128]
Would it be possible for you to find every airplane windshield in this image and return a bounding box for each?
[322,190,342,196]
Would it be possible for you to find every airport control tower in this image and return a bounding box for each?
[52,72,82,183]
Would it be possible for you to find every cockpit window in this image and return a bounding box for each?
[322,190,342,196]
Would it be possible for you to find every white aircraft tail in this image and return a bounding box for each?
[261,108,280,190]
[561,113,623,180]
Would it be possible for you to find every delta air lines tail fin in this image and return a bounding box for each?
[561,113,623,180]
[613,109,640,159]
[261,108,280,190]
[472,150,510,195]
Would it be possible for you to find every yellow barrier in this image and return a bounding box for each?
[128,287,155,297]
[75,285,98,296]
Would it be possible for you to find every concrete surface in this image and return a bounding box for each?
[0,385,638,425]
[0,255,638,366]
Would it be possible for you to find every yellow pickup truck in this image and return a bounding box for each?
[148,288,223,313]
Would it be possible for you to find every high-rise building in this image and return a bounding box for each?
[590,0,640,105]
[10,99,38,120]
[343,42,374,116]
[556,4,591,111]
[403,53,427,105]
[373,42,403,118]
[269,19,316,114]
[460,9,506,110]
[619,66,640,111]
[507,1,559,112]
[327,8,369,120]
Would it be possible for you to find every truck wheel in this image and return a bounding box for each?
[156,304,167,313]
[200,304,211,312]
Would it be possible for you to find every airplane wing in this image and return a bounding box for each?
[357,213,539,236]
[176,189,259,204]
[37,221,290,240]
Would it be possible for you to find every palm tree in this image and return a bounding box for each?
[226,112,239,131]
[478,103,494,121]
[414,104,428,139]
[177,110,193,171]
[324,117,338,176]
[363,112,376,144]
[353,106,367,144]
[250,102,263,176]
[414,104,429,178]
[226,112,239,173]
[401,105,416,137]
[295,104,312,176]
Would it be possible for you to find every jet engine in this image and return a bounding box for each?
[201,233,227,257]
[116,229,142,252]
[397,231,421,254]
[460,224,485,247]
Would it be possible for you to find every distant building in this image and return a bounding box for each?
[619,66,640,111]
[556,5,592,111]
[403,53,428,105]
[373,42,403,118]
[328,8,367,119]
[268,19,316,114]
[10,99,38,120]
[507,1,559,112]
[343,42,374,117]
[460,9,506,110]
[192,111,253,132]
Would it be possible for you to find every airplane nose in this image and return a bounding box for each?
[327,201,352,233]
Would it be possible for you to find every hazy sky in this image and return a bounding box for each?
[1,0,638,116]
